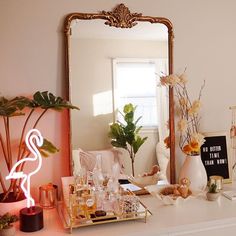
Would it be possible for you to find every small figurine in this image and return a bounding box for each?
[178,177,192,198]
[173,184,181,196]
[159,177,192,199]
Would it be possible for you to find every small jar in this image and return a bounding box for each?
[39,183,58,209]
[209,175,223,190]
[119,195,140,215]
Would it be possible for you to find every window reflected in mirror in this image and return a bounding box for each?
[113,59,168,128]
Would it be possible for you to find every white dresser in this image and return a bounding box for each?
[16,184,236,236]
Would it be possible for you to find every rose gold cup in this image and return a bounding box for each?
[39,184,58,209]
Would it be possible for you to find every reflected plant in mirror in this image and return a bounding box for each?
[109,103,147,176]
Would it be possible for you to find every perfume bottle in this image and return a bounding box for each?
[93,154,104,188]
[74,167,87,192]
[81,188,97,218]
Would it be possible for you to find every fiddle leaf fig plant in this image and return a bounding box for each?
[109,103,147,176]
[0,91,79,202]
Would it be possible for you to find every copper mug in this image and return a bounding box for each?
[39,184,58,209]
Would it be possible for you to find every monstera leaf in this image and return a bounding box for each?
[0,91,80,201]
[31,91,79,110]
[39,138,60,157]
[0,96,32,117]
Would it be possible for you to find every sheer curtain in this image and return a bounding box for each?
[156,59,169,141]
[155,59,170,180]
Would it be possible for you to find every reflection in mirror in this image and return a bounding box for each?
[65,4,175,183]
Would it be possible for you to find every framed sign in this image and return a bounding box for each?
[200,131,232,183]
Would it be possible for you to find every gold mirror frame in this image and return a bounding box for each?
[64,4,176,183]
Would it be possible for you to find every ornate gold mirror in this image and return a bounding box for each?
[64,4,175,183]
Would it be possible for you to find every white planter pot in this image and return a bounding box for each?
[179,155,207,193]
[0,194,27,215]
[206,192,220,201]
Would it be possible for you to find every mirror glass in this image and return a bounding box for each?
[66,5,174,181]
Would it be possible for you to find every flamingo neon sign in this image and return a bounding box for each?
[6,129,43,209]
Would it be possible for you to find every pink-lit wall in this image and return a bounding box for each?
[1,0,236,200]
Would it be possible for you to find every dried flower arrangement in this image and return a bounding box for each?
[161,72,205,156]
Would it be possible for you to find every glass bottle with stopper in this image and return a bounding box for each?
[93,154,104,188]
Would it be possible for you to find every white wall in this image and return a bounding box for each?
[1,0,236,199]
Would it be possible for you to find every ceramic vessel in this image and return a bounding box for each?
[0,193,27,215]
[128,174,158,188]
[206,192,220,201]
[179,155,207,193]
[145,184,190,206]
[0,226,16,236]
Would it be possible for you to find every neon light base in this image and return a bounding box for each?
[20,206,44,232]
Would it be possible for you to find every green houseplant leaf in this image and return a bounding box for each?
[0,96,31,117]
[133,136,148,154]
[0,213,18,230]
[123,103,135,114]
[39,138,60,157]
[32,91,79,110]
[109,103,147,176]
[0,91,79,202]
[109,123,127,149]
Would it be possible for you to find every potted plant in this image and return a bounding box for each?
[109,103,147,176]
[0,91,79,205]
[0,213,18,236]
[206,183,220,201]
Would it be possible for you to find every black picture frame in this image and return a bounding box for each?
[200,131,232,183]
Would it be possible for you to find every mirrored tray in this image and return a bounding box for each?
[57,200,151,233]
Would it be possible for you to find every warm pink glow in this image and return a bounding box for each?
[6,129,43,208]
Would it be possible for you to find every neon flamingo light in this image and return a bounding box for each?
[6,129,43,208]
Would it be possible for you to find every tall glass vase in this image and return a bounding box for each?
[178,154,207,193]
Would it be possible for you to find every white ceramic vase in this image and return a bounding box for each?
[179,155,207,193]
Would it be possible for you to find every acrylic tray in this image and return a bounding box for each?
[57,199,151,233]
